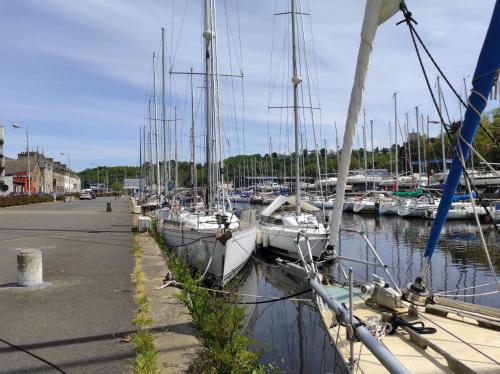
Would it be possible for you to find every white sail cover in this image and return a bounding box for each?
[259,195,319,217]
[329,0,400,245]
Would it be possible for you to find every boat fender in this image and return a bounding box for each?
[216,229,232,244]
[386,313,437,335]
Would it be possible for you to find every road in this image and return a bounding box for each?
[0,197,136,373]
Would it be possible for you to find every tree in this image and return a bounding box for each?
[111,181,123,192]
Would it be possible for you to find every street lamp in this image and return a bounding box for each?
[12,124,30,196]
[60,152,71,193]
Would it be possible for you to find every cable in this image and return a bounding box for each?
[236,288,312,305]
[0,337,67,373]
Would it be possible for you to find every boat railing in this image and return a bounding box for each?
[294,231,409,374]
[338,228,401,293]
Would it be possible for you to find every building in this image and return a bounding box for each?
[5,155,43,194]
[123,178,145,194]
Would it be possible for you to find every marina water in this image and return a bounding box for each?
[235,203,500,372]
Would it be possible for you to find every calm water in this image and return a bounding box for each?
[234,204,500,373]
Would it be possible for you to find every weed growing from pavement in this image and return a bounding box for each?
[130,238,158,374]
[151,220,277,374]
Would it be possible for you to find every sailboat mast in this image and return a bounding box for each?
[161,27,168,192]
[291,0,302,215]
[362,110,368,191]
[437,76,446,173]
[421,113,428,184]
[148,99,154,191]
[415,106,422,178]
[370,119,375,190]
[388,121,393,178]
[174,106,178,188]
[153,53,161,198]
[139,126,143,192]
[203,0,213,209]
[394,92,399,190]
[190,67,197,197]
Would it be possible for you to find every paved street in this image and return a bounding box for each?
[0,197,136,373]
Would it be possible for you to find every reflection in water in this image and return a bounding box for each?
[239,258,341,373]
[235,205,499,372]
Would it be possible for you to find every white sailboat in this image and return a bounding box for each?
[162,0,256,287]
[258,0,328,261]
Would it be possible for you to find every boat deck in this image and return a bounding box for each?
[319,285,500,373]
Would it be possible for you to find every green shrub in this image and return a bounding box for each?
[0,195,53,208]
[150,221,272,374]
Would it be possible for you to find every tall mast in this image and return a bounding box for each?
[323,139,328,178]
[203,0,213,209]
[153,53,161,199]
[370,119,375,190]
[437,76,446,173]
[393,92,399,190]
[291,0,302,215]
[148,99,153,191]
[139,126,143,192]
[174,106,179,188]
[161,27,168,193]
[405,112,411,175]
[421,113,428,185]
[415,106,422,178]
[362,109,368,191]
[388,121,393,178]
[190,67,197,197]
[143,125,147,190]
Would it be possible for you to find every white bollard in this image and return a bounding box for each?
[17,248,43,287]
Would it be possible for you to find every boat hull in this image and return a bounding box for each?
[259,225,327,260]
[162,224,256,287]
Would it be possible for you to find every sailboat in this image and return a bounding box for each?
[162,0,256,287]
[294,0,500,372]
[257,0,328,260]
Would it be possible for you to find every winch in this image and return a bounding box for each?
[361,274,403,310]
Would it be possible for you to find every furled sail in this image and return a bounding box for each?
[329,0,401,246]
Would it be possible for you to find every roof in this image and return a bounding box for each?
[5,157,39,175]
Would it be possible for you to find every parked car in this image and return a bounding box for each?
[80,191,92,200]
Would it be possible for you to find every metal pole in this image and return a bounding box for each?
[388,121,393,178]
[153,53,161,199]
[191,68,197,197]
[362,110,368,191]
[291,0,301,215]
[175,107,178,188]
[203,0,213,209]
[370,120,375,190]
[27,128,30,196]
[415,106,422,178]
[139,126,143,192]
[348,268,355,370]
[308,278,409,373]
[394,92,399,190]
[162,27,168,193]
[437,76,446,173]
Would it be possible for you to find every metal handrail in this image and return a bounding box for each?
[339,227,401,293]
[294,232,409,373]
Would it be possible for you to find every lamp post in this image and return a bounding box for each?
[12,124,30,196]
[60,152,71,193]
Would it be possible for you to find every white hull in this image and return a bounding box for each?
[259,225,327,260]
[162,224,256,287]
[378,202,399,215]
[353,200,377,214]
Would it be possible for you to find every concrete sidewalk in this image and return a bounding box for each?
[137,232,201,373]
[0,197,136,373]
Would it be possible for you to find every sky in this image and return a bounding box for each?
[0,0,497,171]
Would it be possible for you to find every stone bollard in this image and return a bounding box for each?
[17,249,43,287]
[107,202,112,212]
